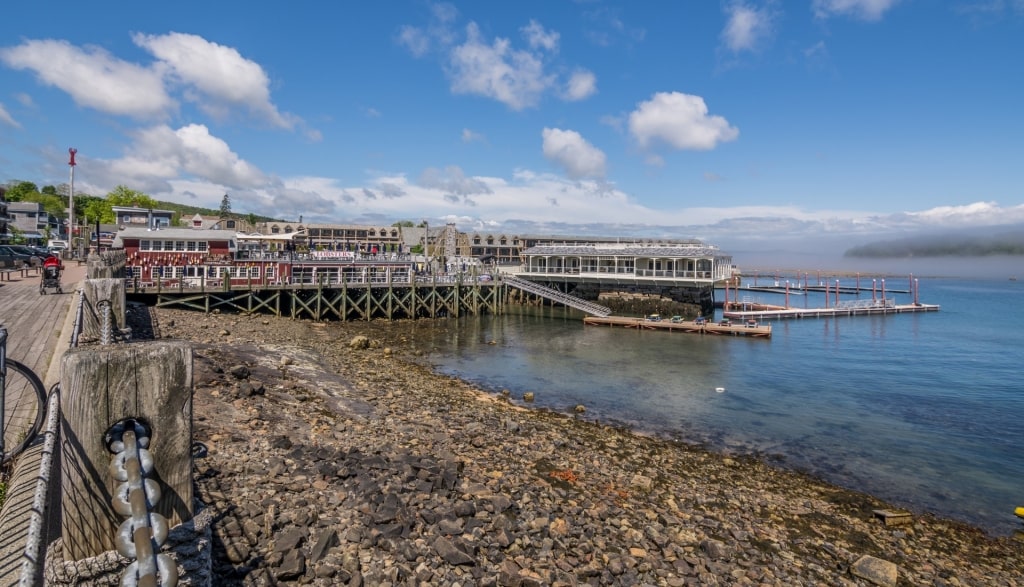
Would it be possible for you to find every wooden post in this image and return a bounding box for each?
[59,341,193,560]
[82,278,126,339]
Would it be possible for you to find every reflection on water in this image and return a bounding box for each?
[405,277,1024,536]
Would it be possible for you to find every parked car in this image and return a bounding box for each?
[48,240,69,252]
[0,245,43,267]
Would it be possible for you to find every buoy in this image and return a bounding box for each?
[1015,506,1024,519]
[715,387,725,393]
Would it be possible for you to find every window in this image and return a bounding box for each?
[225,220,236,228]
[187,241,198,252]
[175,241,186,251]
[140,240,151,251]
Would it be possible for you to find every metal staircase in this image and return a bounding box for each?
[502,275,612,317]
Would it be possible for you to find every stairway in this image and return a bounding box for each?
[502,275,612,317]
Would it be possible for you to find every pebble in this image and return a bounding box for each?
[151,308,1023,586]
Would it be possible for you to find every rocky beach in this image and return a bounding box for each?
[151,307,1022,586]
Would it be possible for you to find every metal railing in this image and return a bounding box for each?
[502,275,612,316]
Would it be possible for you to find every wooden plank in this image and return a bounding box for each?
[59,341,194,560]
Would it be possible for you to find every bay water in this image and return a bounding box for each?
[399,272,1024,536]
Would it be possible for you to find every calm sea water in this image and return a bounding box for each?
[399,273,1024,536]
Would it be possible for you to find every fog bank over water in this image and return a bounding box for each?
[719,231,1022,280]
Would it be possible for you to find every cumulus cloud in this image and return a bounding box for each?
[0,102,19,128]
[0,39,174,119]
[563,69,597,101]
[132,32,296,128]
[722,2,776,52]
[521,20,559,51]
[448,23,554,110]
[542,128,607,179]
[812,0,901,20]
[628,92,739,151]
[401,12,589,109]
[90,124,269,196]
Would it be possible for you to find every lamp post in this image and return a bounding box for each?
[68,148,77,251]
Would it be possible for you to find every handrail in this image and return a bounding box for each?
[502,275,612,316]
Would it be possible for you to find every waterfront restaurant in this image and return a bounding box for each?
[517,241,734,284]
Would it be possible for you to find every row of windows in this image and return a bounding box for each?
[128,265,271,278]
[139,240,211,252]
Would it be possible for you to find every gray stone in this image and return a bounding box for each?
[850,555,898,587]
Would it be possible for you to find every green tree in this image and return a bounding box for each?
[106,185,158,209]
[41,185,58,196]
[219,193,232,218]
[392,220,414,227]
[3,181,39,201]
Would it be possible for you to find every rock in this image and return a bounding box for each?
[228,364,250,380]
[850,555,898,587]
[574,404,586,413]
[523,392,535,402]
[433,536,476,566]
[349,335,370,349]
[275,549,306,581]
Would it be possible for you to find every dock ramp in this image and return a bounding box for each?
[502,275,612,316]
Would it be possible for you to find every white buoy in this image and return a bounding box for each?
[715,387,725,393]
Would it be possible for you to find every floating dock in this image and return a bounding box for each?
[723,299,939,321]
[583,316,772,338]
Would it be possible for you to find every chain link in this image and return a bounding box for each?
[106,419,178,587]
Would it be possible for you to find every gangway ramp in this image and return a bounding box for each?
[502,275,612,317]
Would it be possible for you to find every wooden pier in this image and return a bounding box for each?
[583,316,772,338]
[127,278,505,321]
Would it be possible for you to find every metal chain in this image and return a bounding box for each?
[97,300,113,346]
[106,420,178,587]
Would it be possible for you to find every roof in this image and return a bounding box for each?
[522,243,729,258]
[112,227,237,247]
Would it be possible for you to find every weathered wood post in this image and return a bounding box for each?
[82,278,126,340]
[59,341,193,560]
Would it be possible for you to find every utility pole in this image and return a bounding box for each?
[68,148,77,247]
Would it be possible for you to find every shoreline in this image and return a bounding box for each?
[154,308,1023,585]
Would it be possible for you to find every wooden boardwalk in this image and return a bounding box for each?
[583,316,772,338]
[0,262,87,386]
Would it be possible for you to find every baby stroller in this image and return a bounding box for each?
[40,261,63,294]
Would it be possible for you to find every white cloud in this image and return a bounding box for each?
[0,39,173,119]
[418,165,493,196]
[563,69,597,101]
[0,102,19,128]
[521,20,560,52]
[91,124,269,197]
[133,32,296,129]
[542,128,607,179]
[628,92,739,151]
[722,3,776,52]
[15,93,34,107]
[812,0,901,20]
[448,23,554,110]
[461,128,485,143]
[397,25,432,58]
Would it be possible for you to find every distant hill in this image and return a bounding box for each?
[155,200,283,225]
[844,230,1024,258]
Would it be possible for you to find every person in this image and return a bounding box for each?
[43,253,62,270]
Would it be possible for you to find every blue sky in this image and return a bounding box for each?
[1,0,1023,256]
